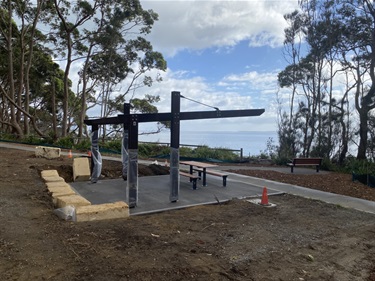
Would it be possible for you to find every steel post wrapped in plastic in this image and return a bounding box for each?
[128,149,138,207]
[90,130,102,183]
[122,130,129,180]
[169,147,180,202]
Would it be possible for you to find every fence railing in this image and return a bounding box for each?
[139,141,243,161]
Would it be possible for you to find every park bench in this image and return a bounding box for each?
[193,168,228,187]
[287,158,322,173]
[179,171,199,190]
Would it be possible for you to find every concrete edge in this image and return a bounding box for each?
[226,172,375,215]
[131,192,284,216]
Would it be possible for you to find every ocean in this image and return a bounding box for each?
[138,130,278,156]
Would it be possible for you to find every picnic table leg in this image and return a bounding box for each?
[189,165,193,182]
[202,168,207,186]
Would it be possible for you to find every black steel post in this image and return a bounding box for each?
[122,103,130,180]
[90,124,100,183]
[127,114,139,207]
[170,91,181,202]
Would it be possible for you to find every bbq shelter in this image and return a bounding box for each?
[84,91,265,207]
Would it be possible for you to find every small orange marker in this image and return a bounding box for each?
[68,150,73,158]
[260,187,269,206]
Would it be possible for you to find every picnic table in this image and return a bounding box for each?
[180,161,217,186]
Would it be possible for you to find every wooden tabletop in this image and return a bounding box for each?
[180,161,217,168]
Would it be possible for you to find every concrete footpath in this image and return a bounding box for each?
[2,141,375,215]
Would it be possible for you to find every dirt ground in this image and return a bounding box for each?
[1,146,375,281]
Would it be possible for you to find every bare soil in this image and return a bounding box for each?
[1,146,375,281]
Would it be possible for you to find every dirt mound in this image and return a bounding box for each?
[31,158,169,182]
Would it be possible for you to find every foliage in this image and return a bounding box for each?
[260,137,278,160]
[277,0,375,162]
[186,146,239,161]
[138,143,170,158]
[0,0,166,141]
[74,138,91,151]
[100,140,122,153]
[320,158,336,172]
[54,136,75,149]
[342,158,375,176]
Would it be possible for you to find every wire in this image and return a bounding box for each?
[180,95,220,111]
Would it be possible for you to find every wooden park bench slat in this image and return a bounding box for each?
[287,158,322,173]
[193,168,228,187]
[179,171,199,190]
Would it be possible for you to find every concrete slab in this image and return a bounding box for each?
[71,174,282,215]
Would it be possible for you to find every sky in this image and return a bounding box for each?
[83,0,301,134]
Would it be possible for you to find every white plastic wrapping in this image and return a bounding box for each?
[128,149,138,207]
[122,131,129,180]
[53,206,76,221]
[169,147,180,202]
[90,130,102,183]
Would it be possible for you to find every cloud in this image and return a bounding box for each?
[141,0,299,56]
[106,66,281,132]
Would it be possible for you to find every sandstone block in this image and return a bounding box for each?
[45,181,71,190]
[75,201,129,222]
[35,146,61,159]
[56,194,91,208]
[42,176,65,183]
[52,191,77,206]
[73,157,91,182]
[47,183,75,195]
[41,170,59,178]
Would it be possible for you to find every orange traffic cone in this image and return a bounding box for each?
[260,187,269,206]
[165,159,169,167]
[68,150,73,158]
[87,150,92,157]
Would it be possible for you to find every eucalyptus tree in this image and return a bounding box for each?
[82,0,167,139]
[0,0,51,137]
[50,0,166,139]
[51,0,99,137]
[335,0,375,159]
[0,1,23,136]
[278,0,368,160]
[277,9,307,159]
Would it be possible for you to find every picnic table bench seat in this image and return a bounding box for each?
[287,158,322,173]
[193,168,228,187]
[179,171,199,190]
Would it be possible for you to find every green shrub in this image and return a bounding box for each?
[347,158,375,175]
[54,136,74,149]
[74,138,91,151]
[320,158,336,171]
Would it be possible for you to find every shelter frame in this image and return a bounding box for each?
[84,91,265,207]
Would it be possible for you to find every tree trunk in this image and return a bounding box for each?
[52,79,57,140]
[6,1,23,137]
[357,108,368,159]
[78,44,94,139]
